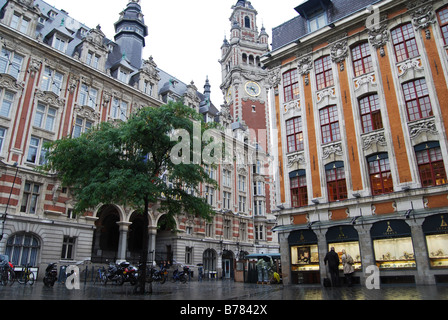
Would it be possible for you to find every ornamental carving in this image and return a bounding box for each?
[397,57,424,77]
[409,118,438,139]
[354,73,377,91]
[283,100,300,115]
[74,105,100,122]
[316,87,336,103]
[297,56,313,75]
[35,89,66,107]
[267,67,281,88]
[362,131,387,150]
[287,152,305,167]
[330,40,348,64]
[322,143,343,160]
[368,23,389,55]
[0,74,24,92]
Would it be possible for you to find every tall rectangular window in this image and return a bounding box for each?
[391,23,419,62]
[315,56,334,90]
[34,103,57,132]
[73,117,93,138]
[283,69,300,102]
[290,171,307,208]
[402,78,433,122]
[0,90,15,118]
[61,236,76,260]
[111,98,128,121]
[326,162,348,202]
[320,105,340,144]
[20,182,40,214]
[359,94,383,133]
[286,117,304,152]
[41,67,63,95]
[26,136,49,165]
[351,42,373,77]
[368,154,394,195]
[437,6,448,45]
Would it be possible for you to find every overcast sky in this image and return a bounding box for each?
[46,0,301,105]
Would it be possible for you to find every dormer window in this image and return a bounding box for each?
[86,51,100,69]
[48,10,58,19]
[118,69,129,83]
[53,36,68,52]
[308,10,327,33]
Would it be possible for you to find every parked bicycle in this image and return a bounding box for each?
[17,263,35,285]
[93,266,107,285]
[0,255,15,286]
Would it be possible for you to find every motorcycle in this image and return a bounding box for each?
[147,265,167,284]
[103,261,124,285]
[171,265,189,284]
[43,262,58,287]
[121,261,138,285]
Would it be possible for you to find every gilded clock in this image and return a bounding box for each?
[245,81,261,97]
[225,86,232,103]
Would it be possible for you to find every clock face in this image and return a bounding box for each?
[245,81,261,97]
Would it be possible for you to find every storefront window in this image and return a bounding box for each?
[423,214,448,269]
[371,220,416,270]
[326,226,361,271]
[288,229,320,284]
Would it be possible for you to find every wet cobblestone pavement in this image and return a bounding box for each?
[1,279,447,301]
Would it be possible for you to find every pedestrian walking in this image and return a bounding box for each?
[324,247,340,287]
[341,249,355,287]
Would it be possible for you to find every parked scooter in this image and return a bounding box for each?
[121,261,138,285]
[171,265,189,283]
[147,265,167,284]
[104,261,124,285]
[43,262,58,287]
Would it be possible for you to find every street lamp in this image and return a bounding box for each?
[0,162,19,241]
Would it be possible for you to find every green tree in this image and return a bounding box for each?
[41,101,218,293]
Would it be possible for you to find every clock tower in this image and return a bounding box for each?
[220,0,270,153]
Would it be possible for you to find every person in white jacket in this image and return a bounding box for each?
[341,249,355,287]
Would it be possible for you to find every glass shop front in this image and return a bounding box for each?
[423,213,448,269]
[326,225,362,272]
[370,220,416,270]
[288,229,320,284]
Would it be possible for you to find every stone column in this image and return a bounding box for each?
[316,229,329,283]
[278,232,291,285]
[116,222,132,262]
[147,226,157,263]
[409,218,435,285]
[355,223,375,286]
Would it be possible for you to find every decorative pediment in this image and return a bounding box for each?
[35,89,65,107]
[0,74,24,92]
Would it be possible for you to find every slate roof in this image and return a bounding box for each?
[271,0,380,51]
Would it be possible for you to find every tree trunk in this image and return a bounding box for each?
[134,196,151,294]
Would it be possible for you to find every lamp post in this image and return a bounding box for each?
[0,162,19,241]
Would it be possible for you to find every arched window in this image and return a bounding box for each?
[286,116,304,152]
[5,233,40,267]
[319,105,340,144]
[282,69,299,102]
[359,94,383,133]
[437,5,448,45]
[402,78,433,122]
[415,142,447,187]
[391,23,419,62]
[315,56,334,90]
[351,42,373,77]
[244,16,251,28]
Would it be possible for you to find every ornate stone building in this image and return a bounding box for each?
[263,0,448,285]
[0,0,278,280]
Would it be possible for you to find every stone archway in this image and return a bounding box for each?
[91,205,121,263]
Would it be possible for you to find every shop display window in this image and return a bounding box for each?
[328,241,362,271]
[373,237,416,269]
[426,234,448,268]
[290,244,319,271]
